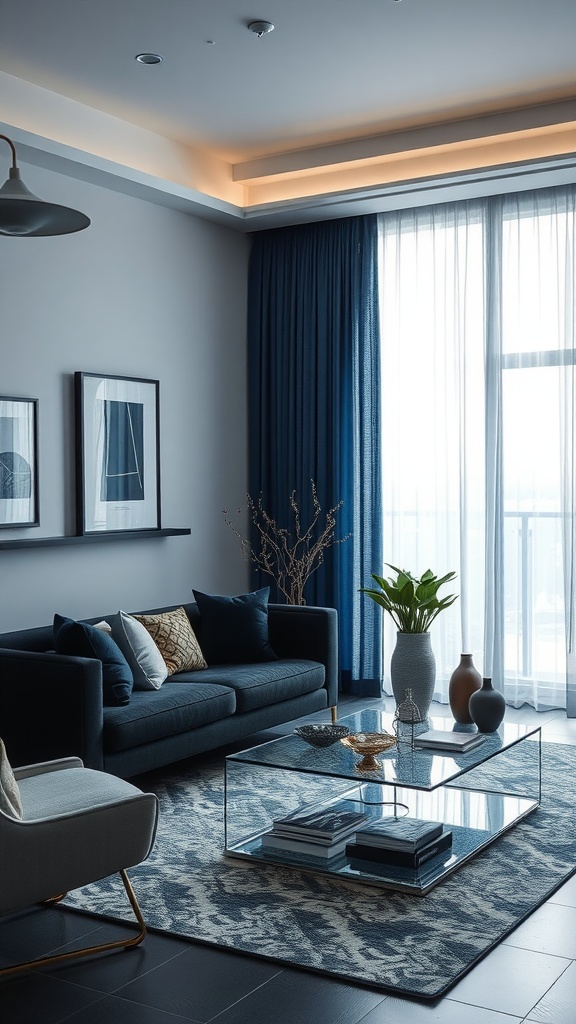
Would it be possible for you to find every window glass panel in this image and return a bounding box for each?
[502,366,566,702]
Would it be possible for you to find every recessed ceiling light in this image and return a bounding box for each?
[135,53,163,65]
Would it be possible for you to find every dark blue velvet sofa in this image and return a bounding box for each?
[0,602,338,779]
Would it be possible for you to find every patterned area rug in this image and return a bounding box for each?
[64,740,576,999]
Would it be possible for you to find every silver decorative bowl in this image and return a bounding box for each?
[294,724,351,748]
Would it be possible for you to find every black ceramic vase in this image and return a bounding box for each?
[468,677,505,732]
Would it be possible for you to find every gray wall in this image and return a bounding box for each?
[0,160,251,630]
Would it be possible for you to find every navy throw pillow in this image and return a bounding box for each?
[192,588,278,665]
[53,614,133,707]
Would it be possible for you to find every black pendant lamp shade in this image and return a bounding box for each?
[0,134,90,236]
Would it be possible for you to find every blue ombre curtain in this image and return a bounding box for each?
[247,215,382,695]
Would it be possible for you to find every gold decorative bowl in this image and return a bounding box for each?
[340,731,397,771]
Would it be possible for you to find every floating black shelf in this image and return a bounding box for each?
[0,528,191,550]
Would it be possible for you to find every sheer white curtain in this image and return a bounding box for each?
[377,187,576,713]
[497,189,576,712]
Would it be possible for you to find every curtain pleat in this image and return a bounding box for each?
[483,198,505,691]
[247,216,383,695]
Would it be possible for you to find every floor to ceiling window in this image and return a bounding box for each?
[377,187,576,713]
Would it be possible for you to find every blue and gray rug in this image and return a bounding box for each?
[64,740,576,998]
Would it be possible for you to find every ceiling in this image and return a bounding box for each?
[2,0,576,227]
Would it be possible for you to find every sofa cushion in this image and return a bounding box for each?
[110,611,168,690]
[193,588,278,665]
[133,606,207,675]
[102,681,236,753]
[173,659,325,714]
[53,614,133,707]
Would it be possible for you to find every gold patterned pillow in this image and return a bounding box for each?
[133,607,207,676]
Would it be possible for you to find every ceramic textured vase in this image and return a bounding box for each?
[390,632,436,721]
[448,654,482,724]
[468,677,506,732]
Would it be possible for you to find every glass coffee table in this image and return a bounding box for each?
[224,708,541,894]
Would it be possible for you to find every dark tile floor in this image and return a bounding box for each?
[2,699,576,1023]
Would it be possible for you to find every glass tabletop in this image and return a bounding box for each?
[228,708,541,791]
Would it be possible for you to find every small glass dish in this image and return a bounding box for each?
[294,724,351,748]
[340,731,397,771]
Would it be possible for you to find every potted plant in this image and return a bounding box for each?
[361,565,458,720]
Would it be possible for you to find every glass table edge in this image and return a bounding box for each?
[225,716,542,794]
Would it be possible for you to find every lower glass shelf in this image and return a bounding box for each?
[225,786,539,895]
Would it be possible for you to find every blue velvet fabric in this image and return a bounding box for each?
[247,215,383,695]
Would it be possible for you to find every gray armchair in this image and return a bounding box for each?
[0,755,158,977]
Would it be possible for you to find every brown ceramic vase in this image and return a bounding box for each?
[448,653,482,724]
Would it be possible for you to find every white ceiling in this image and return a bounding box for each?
[3,0,576,161]
[2,0,576,227]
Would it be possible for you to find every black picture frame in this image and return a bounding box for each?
[75,372,161,535]
[0,396,39,529]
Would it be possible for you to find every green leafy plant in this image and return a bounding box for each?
[360,564,458,633]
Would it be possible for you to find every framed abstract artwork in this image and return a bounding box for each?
[75,372,161,535]
[0,396,39,528]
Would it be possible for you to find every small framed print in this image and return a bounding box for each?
[75,372,161,535]
[0,396,39,529]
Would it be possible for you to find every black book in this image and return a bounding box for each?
[353,816,443,851]
[272,803,368,842]
[346,829,453,869]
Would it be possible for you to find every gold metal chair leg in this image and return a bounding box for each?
[43,893,66,905]
[331,705,338,723]
[0,869,147,978]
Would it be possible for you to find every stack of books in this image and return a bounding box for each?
[260,802,369,860]
[412,729,485,753]
[345,816,453,869]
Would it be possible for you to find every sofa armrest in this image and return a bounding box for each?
[0,650,104,770]
[268,605,338,707]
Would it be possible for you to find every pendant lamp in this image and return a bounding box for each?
[0,134,90,236]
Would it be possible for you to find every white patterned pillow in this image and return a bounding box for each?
[110,610,168,690]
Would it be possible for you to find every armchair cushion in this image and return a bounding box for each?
[1,759,158,916]
[0,738,22,819]
[53,615,133,707]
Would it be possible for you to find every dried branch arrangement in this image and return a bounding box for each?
[223,480,350,605]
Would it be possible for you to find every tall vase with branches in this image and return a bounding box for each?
[223,480,350,605]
